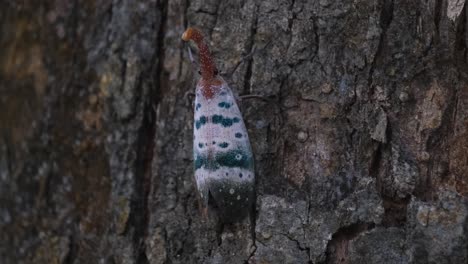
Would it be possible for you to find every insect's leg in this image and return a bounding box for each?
[216,221,224,245]
[202,206,209,220]
[232,42,276,104]
[239,94,270,102]
[184,45,201,76]
[228,44,257,77]
[187,46,197,68]
[237,94,279,105]
[184,46,199,110]
[195,190,209,222]
[184,91,195,108]
[249,191,257,245]
[228,40,273,78]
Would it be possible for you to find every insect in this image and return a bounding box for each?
[182,27,255,222]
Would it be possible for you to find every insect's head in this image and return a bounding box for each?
[182,27,218,80]
[182,27,203,42]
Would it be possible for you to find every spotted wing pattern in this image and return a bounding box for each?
[193,79,254,222]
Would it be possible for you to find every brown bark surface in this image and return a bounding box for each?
[1,0,468,263]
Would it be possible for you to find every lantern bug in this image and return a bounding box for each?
[182,27,255,223]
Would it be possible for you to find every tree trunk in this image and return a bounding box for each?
[1,0,468,263]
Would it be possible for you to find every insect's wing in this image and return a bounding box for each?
[193,81,255,221]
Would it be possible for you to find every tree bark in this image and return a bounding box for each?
[1,0,468,263]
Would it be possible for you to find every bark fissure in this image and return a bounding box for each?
[286,0,297,53]
[455,2,467,63]
[324,222,376,264]
[381,196,410,227]
[368,0,394,89]
[434,0,443,35]
[131,84,155,264]
[280,232,312,263]
[242,4,259,96]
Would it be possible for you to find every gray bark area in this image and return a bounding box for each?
[1,0,468,263]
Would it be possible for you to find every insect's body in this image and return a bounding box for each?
[193,78,255,221]
[183,28,254,222]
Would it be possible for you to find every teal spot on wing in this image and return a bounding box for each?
[200,116,207,124]
[218,142,229,148]
[211,114,241,127]
[194,149,254,171]
[194,148,254,171]
[235,133,242,138]
[218,102,231,109]
[194,153,218,170]
[222,118,233,127]
[212,114,222,124]
[195,115,207,130]
[216,149,253,169]
[194,154,204,169]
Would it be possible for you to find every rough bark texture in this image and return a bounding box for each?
[1,0,468,263]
